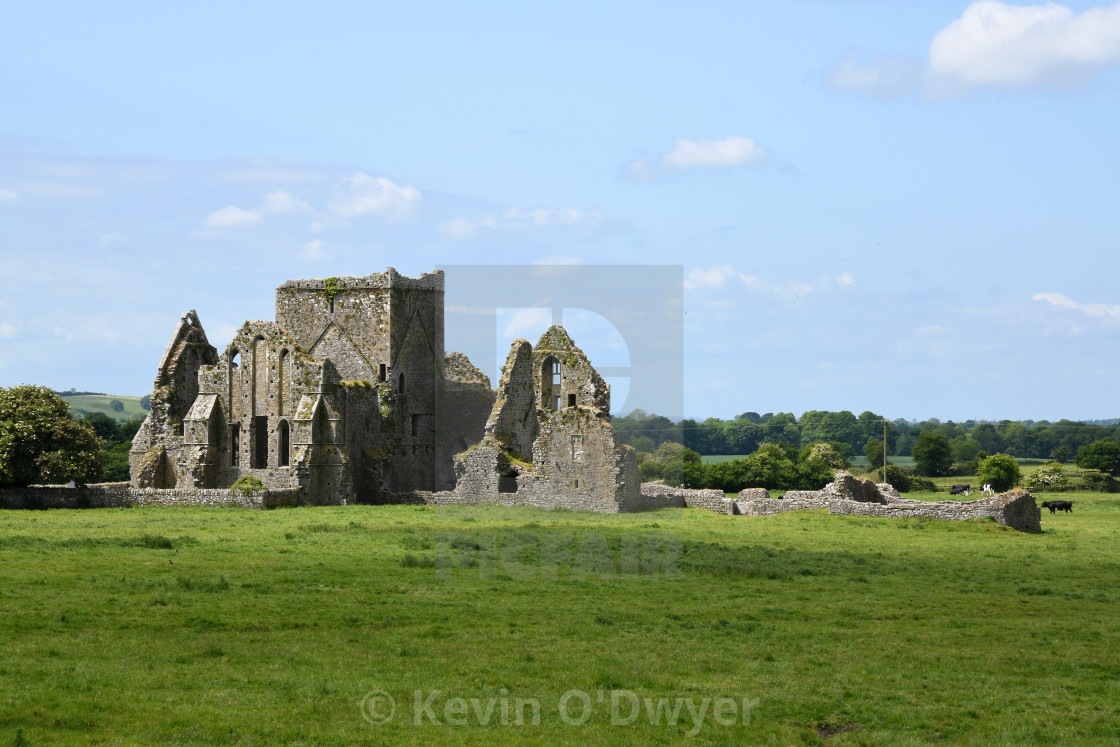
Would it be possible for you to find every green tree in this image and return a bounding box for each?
[109,399,125,413]
[913,431,953,477]
[864,438,887,468]
[643,441,702,486]
[1076,438,1120,476]
[1050,444,1071,464]
[978,453,1020,492]
[0,385,102,487]
[140,394,151,411]
[743,443,798,490]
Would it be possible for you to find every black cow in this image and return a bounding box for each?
[950,484,971,496]
[1041,500,1073,514]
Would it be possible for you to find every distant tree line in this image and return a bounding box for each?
[614,409,1120,463]
[78,413,143,482]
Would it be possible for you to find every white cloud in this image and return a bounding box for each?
[500,307,553,340]
[437,207,603,240]
[928,1,1120,93]
[98,232,127,247]
[221,159,329,184]
[827,1,1120,98]
[0,189,18,204]
[626,136,770,180]
[299,239,330,263]
[684,265,753,290]
[0,321,15,338]
[663,136,769,171]
[915,324,947,336]
[437,215,499,239]
[329,172,421,221]
[1033,291,1120,320]
[685,265,844,298]
[823,50,923,97]
[262,190,312,215]
[204,205,261,228]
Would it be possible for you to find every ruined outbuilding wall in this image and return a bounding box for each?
[830,489,1042,532]
[731,472,1041,531]
[0,484,301,510]
[484,341,537,458]
[531,326,610,416]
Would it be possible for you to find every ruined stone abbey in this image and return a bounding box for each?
[128,268,643,510]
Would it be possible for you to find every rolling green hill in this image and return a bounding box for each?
[61,394,148,422]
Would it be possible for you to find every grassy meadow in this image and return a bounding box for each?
[62,394,148,423]
[1,496,1118,745]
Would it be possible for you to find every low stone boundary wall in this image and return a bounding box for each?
[639,483,734,513]
[0,484,302,510]
[737,492,829,516]
[829,489,1041,532]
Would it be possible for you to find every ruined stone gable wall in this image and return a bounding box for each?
[130,311,219,487]
[485,340,536,458]
[275,274,391,378]
[531,326,610,416]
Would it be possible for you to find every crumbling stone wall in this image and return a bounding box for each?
[484,340,536,458]
[445,326,641,513]
[0,484,300,510]
[129,310,218,487]
[532,327,610,417]
[730,472,1041,531]
[830,489,1041,532]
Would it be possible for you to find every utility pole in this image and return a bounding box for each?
[883,419,889,483]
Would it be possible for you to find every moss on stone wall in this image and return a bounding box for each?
[323,277,345,305]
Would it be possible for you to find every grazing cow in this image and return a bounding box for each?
[950,484,971,496]
[1041,500,1073,514]
[982,484,994,496]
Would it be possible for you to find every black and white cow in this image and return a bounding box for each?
[950,484,971,496]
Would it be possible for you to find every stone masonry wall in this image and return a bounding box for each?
[0,484,302,510]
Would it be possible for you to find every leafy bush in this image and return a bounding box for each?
[877,464,911,492]
[1082,471,1119,493]
[230,475,266,491]
[1025,462,1068,492]
[909,476,938,492]
[978,453,1021,492]
[109,399,125,412]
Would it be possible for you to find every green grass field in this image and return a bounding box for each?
[62,394,148,422]
[1,497,1118,745]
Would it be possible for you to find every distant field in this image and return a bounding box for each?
[1,498,1118,743]
[62,394,147,422]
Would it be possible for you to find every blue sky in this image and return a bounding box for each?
[2,1,1119,422]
